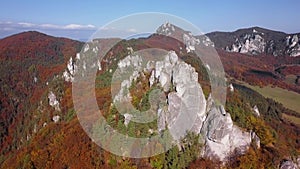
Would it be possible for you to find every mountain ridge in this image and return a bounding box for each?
[2,26,300,58]
[205,26,300,56]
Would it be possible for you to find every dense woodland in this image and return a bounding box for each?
[0,32,299,168]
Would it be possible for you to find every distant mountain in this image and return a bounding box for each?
[205,27,300,57]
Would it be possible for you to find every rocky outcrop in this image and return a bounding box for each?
[286,35,300,57]
[251,131,260,149]
[229,83,234,92]
[156,22,214,53]
[149,51,207,140]
[112,50,207,140]
[206,27,300,56]
[200,98,253,161]
[280,157,300,169]
[63,43,102,83]
[225,34,266,55]
[123,113,133,127]
[63,56,76,82]
[112,49,258,162]
[48,91,60,111]
[252,105,260,117]
[52,115,60,123]
[158,23,300,57]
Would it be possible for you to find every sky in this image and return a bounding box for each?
[1,0,300,40]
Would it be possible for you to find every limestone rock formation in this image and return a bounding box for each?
[112,50,259,162]
[252,105,260,117]
[280,158,300,169]
[52,115,60,123]
[200,102,252,161]
[48,91,60,111]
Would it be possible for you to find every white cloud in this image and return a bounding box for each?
[0,21,98,40]
[94,27,140,39]
[99,27,116,31]
[40,23,60,29]
[100,27,137,33]
[0,21,142,40]
[40,23,97,30]
[64,24,96,30]
[0,21,97,31]
[3,27,14,31]
[128,28,137,33]
[18,22,36,27]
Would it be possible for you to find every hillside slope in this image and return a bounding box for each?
[0,31,83,156]
[0,28,299,169]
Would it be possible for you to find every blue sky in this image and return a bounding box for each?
[1,0,299,40]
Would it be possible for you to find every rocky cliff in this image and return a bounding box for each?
[206,27,300,56]
[112,49,260,161]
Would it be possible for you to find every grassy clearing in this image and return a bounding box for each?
[238,82,300,114]
[236,80,300,126]
[282,113,300,126]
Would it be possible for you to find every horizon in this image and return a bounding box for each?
[1,0,300,40]
[1,24,298,42]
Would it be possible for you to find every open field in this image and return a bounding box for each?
[282,113,300,126]
[236,81,300,126]
[238,82,300,114]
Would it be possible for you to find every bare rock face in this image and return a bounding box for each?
[112,49,257,162]
[123,113,133,127]
[151,51,254,162]
[207,27,300,57]
[153,51,207,140]
[252,105,260,117]
[48,91,60,111]
[149,70,155,87]
[280,158,300,169]
[200,100,254,161]
[287,35,300,57]
[112,50,207,140]
[156,22,215,53]
[113,55,143,104]
[63,56,76,82]
[229,83,234,92]
[251,131,261,149]
[52,115,60,123]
